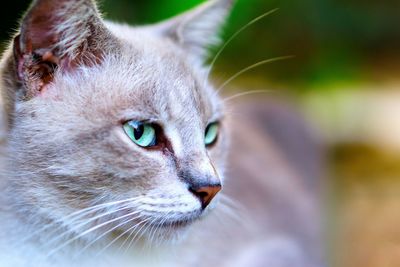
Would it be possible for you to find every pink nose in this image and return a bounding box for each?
[189,184,222,209]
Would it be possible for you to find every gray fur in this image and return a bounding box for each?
[0,0,230,266]
[0,0,324,267]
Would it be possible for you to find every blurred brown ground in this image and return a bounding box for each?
[332,145,400,267]
[299,85,400,267]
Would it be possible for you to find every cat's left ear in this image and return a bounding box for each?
[154,0,234,61]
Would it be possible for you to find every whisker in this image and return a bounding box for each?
[118,218,151,254]
[160,212,178,246]
[219,110,252,121]
[78,213,146,258]
[219,194,246,212]
[217,56,293,93]
[217,202,243,224]
[207,8,279,78]
[218,195,257,232]
[46,209,142,257]
[223,89,273,103]
[124,216,158,254]
[212,210,235,239]
[147,211,174,250]
[120,217,154,255]
[138,216,163,255]
[145,219,159,251]
[100,216,154,257]
[40,203,141,249]
[21,197,144,244]
[63,196,146,221]
[117,222,141,252]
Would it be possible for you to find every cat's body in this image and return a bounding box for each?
[0,0,324,266]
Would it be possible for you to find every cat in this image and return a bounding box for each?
[0,0,324,266]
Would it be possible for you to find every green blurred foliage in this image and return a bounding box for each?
[1,0,399,90]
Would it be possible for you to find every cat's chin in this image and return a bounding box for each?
[121,219,194,247]
[109,208,204,246]
[150,221,192,243]
[145,214,199,234]
[141,209,218,245]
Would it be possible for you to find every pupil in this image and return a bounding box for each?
[133,124,144,140]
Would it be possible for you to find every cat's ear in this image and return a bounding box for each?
[154,0,234,61]
[13,0,114,99]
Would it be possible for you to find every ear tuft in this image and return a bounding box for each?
[14,0,115,99]
[156,0,234,61]
[19,0,104,60]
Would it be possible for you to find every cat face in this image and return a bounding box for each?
[6,0,232,244]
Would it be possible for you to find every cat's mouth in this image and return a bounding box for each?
[142,210,203,230]
[156,218,197,229]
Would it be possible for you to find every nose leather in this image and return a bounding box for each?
[189,184,221,209]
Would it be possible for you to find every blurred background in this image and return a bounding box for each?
[1,1,399,266]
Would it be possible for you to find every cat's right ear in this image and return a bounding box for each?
[153,0,234,63]
[14,0,115,100]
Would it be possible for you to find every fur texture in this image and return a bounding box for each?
[0,0,324,266]
[0,0,232,266]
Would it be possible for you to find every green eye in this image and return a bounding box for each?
[205,122,219,146]
[123,121,157,148]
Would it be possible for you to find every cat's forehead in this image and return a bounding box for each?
[113,26,221,120]
[120,51,220,125]
[56,42,221,127]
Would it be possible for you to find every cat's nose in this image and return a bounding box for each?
[189,184,221,209]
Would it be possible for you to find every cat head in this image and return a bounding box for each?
[5,0,233,245]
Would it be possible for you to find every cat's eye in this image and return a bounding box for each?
[123,121,157,148]
[205,122,219,147]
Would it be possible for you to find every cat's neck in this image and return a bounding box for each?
[0,205,175,267]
